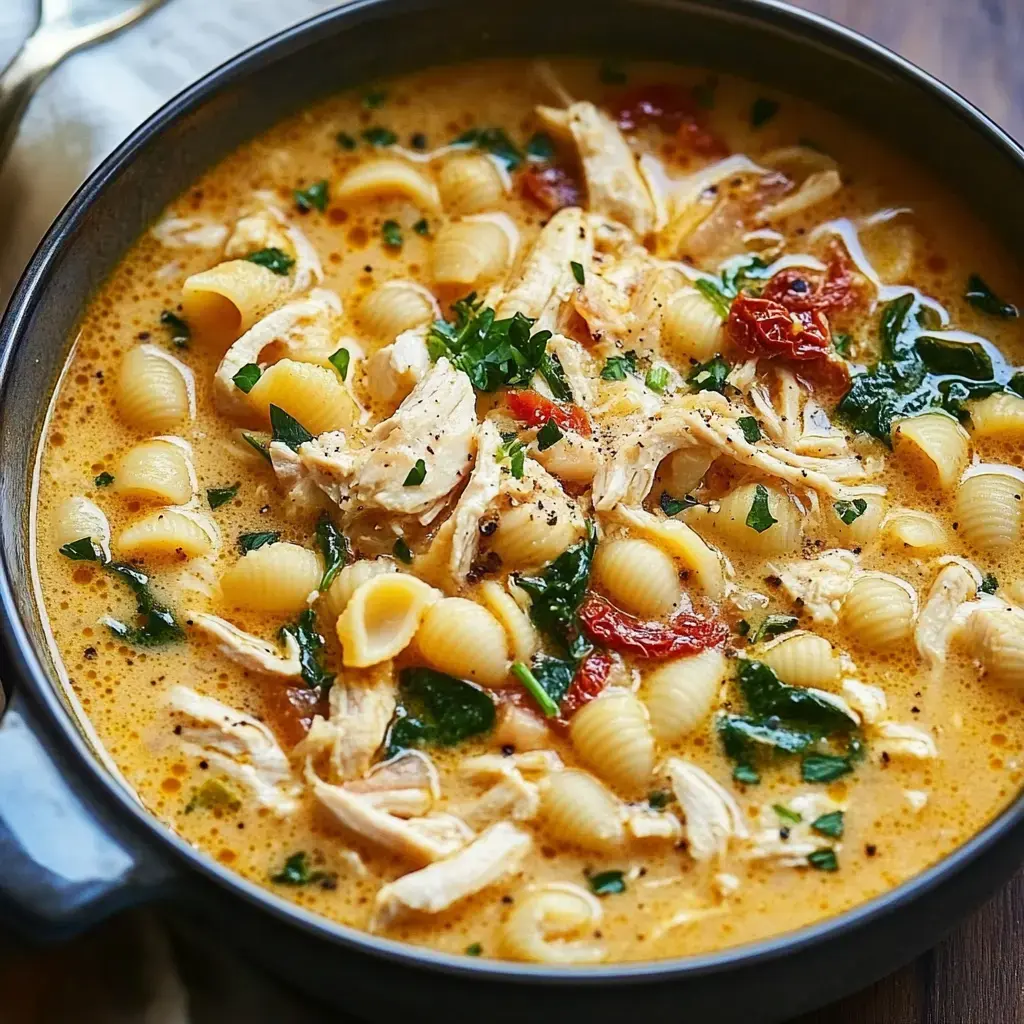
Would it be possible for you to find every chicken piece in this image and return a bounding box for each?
[187,611,302,678]
[309,768,472,865]
[364,326,431,412]
[841,679,887,725]
[536,102,655,236]
[874,722,938,760]
[151,216,229,250]
[666,758,748,862]
[455,751,550,829]
[745,793,843,867]
[547,333,596,407]
[296,358,477,524]
[213,290,342,420]
[373,821,531,926]
[168,685,298,815]
[496,206,592,328]
[915,562,978,668]
[769,549,859,625]
[344,750,440,818]
[448,419,504,582]
[625,807,683,841]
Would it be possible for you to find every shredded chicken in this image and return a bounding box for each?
[373,821,531,926]
[547,333,596,407]
[448,419,504,582]
[345,751,440,818]
[225,195,322,293]
[745,793,843,867]
[364,326,431,411]
[665,758,748,862]
[455,751,551,828]
[168,686,298,815]
[841,678,887,725]
[625,807,683,841]
[187,611,302,678]
[769,549,859,625]
[874,722,938,760]
[150,216,228,249]
[915,562,978,668]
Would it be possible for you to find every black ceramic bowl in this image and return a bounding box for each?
[2,2,1023,1020]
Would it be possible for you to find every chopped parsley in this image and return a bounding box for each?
[184,778,240,814]
[328,347,350,381]
[412,217,430,236]
[393,537,414,564]
[382,219,402,249]
[238,531,279,554]
[270,405,314,450]
[244,247,294,275]
[811,810,845,839]
[362,88,388,109]
[773,804,803,825]
[451,126,523,170]
[737,415,762,443]
[745,484,777,533]
[688,355,731,393]
[749,614,798,644]
[361,126,398,147]
[60,537,101,561]
[965,273,1018,318]
[281,608,335,692]
[980,573,999,595]
[160,310,190,348]
[315,513,348,591]
[465,942,483,956]
[207,483,239,509]
[335,131,357,150]
[834,498,868,525]
[294,179,328,213]
[403,458,427,486]
[410,132,428,150]
[536,418,563,451]
[648,789,674,809]
[497,434,526,480]
[242,432,272,464]
[659,491,700,517]
[751,97,780,128]
[540,352,573,403]
[588,869,626,896]
[807,848,839,872]
[94,471,114,488]
[801,753,856,784]
[232,363,262,394]
[570,260,585,285]
[600,351,638,380]
[833,332,853,357]
[645,365,670,394]
[526,131,556,162]
[270,851,334,887]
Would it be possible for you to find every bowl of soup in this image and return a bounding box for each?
[2,1,1023,1020]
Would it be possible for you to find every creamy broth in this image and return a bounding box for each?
[33,58,1024,963]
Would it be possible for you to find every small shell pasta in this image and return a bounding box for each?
[882,509,947,553]
[501,883,604,964]
[539,770,625,852]
[438,153,506,215]
[570,690,655,796]
[893,412,969,490]
[830,493,884,547]
[220,542,321,613]
[966,605,1024,688]
[52,496,111,559]
[432,218,510,286]
[593,538,681,619]
[488,500,582,570]
[969,392,1024,439]
[117,345,192,433]
[662,288,723,362]
[114,439,194,504]
[359,280,437,341]
[336,572,439,667]
[334,159,440,210]
[415,597,510,687]
[478,581,538,663]
[760,632,840,687]
[182,259,290,343]
[643,648,726,742]
[117,509,215,559]
[955,472,1024,553]
[687,481,801,556]
[841,573,917,649]
[657,446,715,496]
[323,558,396,622]
[246,359,358,435]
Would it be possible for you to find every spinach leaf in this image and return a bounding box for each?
[386,668,496,756]
[601,355,634,380]
[315,513,348,591]
[751,97,780,128]
[242,432,272,463]
[570,260,585,286]
[281,608,334,692]
[362,126,397,146]
[94,472,115,488]
[965,273,1018,318]
[807,848,838,872]
[588,870,626,895]
[329,347,350,381]
[834,498,867,525]
[270,405,314,450]
[238,531,279,553]
[270,851,334,887]
[496,434,526,480]
[160,310,190,348]
[60,537,101,561]
[244,248,294,275]
[413,217,430,236]
[451,126,523,170]
[740,660,858,734]
[745,484,777,533]
[695,278,732,318]
[392,537,413,564]
[382,219,402,249]
[540,352,573,402]
[748,614,798,644]
[660,491,700,517]
[737,415,762,443]
[648,789,674,809]
[536,418,563,451]
[403,459,427,486]
[980,573,999,595]
[207,483,239,509]
[801,753,855,783]
[294,179,328,213]
[526,131,556,162]
[811,810,845,839]
[104,562,184,647]
[688,356,731,393]
[232,363,262,393]
[915,336,993,379]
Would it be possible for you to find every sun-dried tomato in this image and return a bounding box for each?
[761,247,855,314]
[578,595,729,659]
[614,83,728,157]
[506,389,592,436]
[559,651,613,722]
[727,294,832,361]
[521,164,582,213]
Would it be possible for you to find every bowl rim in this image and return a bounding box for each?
[2,0,1024,984]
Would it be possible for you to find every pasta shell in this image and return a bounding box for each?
[882,509,947,553]
[52,496,111,559]
[246,359,357,435]
[334,159,440,210]
[643,648,726,743]
[416,597,510,687]
[969,393,1024,439]
[432,219,510,286]
[501,883,604,964]
[966,605,1024,687]
[539,770,625,853]
[687,481,801,556]
[359,280,438,342]
[593,538,681,619]
[114,439,194,504]
[116,345,191,433]
[478,581,539,664]
[438,153,506,215]
[220,542,321,613]
[488,500,582,570]
[830,493,884,547]
[657,446,715,496]
[182,259,290,344]
[893,412,969,490]
[336,572,440,667]
[760,632,840,688]
[117,509,215,559]
[841,574,917,649]
[570,690,655,796]
[662,288,723,362]
[955,472,1024,553]
[323,558,397,622]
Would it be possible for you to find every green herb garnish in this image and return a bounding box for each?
[536,418,563,451]
[688,355,731,393]
[404,458,427,486]
[738,415,762,443]
[160,310,190,348]
[315,513,348,591]
[980,573,999,595]
[94,472,114,488]
[746,484,777,533]
[571,260,585,286]
[270,851,333,886]
[811,810,845,839]
[382,219,403,249]
[451,126,523,170]
[329,347,350,381]
[834,498,868,525]
[965,273,1018,318]
[695,277,733,318]
[645,365,670,394]
[802,753,855,783]
[497,433,526,480]
[270,405,313,450]
[588,869,626,895]
[601,353,637,381]
[232,363,262,394]
[294,179,328,213]
[807,848,839,872]
[511,660,560,718]
[393,537,413,564]
[659,491,699,517]
[104,562,184,647]
[465,943,483,956]
[336,131,357,150]
[751,97,780,128]
[749,614,798,644]
[238,531,279,553]
[362,126,398,147]
[526,132,556,162]
[773,804,803,825]
[60,537,101,561]
[242,432,272,464]
[280,608,334,692]
[413,217,430,236]
[207,483,239,509]
[244,248,294,275]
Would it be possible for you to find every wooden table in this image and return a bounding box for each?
[787,7,1024,1020]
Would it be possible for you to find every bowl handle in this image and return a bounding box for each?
[0,690,177,941]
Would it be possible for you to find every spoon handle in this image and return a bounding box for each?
[0,30,61,167]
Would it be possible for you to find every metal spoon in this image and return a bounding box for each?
[0,0,169,166]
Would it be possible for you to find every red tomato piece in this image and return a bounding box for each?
[521,164,582,213]
[506,389,592,437]
[578,595,729,659]
[614,83,728,157]
[760,247,855,314]
[727,294,832,361]
[559,651,613,722]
